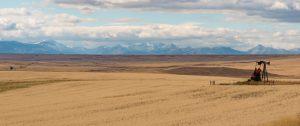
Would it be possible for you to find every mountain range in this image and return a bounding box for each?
[0,40,299,55]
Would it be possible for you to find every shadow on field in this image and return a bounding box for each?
[220,80,300,85]
[0,79,80,93]
[90,66,284,78]
[163,67,283,78]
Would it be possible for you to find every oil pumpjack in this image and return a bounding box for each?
[251,61,270,82]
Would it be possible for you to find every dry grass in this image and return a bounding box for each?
[0,72,299,126]
[0,55,300,126]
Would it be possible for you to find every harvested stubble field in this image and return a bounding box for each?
[0,54,299,126]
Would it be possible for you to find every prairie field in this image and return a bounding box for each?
[0,55,299,126]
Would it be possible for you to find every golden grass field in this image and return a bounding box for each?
[0,55,299,126]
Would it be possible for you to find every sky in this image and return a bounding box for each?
[0,0,300,50]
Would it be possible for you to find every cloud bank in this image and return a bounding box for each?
[51,0,300,23]
[0,7,299,49]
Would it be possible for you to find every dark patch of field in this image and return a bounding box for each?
[90,66,284,78]
[0,79,78,93]
[221,80,300,85]
[164,67,282,77]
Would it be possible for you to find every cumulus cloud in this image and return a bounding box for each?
[0,8,95,39]
[50,0,300,23]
